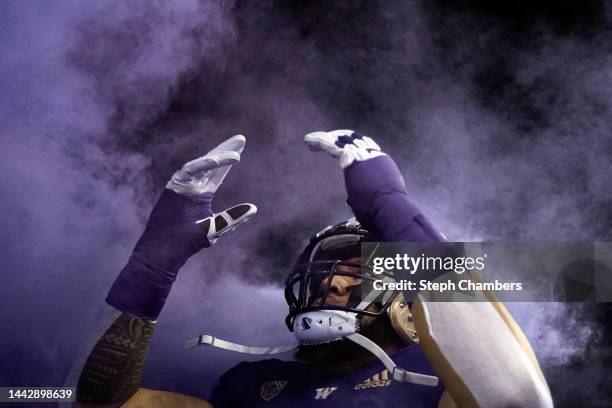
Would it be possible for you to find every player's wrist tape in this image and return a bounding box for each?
[106,189,213,321]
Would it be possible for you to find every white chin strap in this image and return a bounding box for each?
[344,333,438,386]
[185,310,438,387]
[185,335,297,355]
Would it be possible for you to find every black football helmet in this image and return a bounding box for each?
[284,218,400,332]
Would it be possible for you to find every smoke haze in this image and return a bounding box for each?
[1,0,611,405]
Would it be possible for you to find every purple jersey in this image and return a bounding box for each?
[209,344,444,407]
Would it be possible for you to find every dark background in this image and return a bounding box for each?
[1,0,611,406]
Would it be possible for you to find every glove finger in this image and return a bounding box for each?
[363,136,381,151]
[345,143,361,156]
[196,203,257,244]
[353,138,368,149]
[202,163,234,193]
[304,131,345,156]
[206,134,246,156]
[304,131,328,151]
[182,151,240,178]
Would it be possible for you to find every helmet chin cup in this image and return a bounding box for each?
[293,310,358,345]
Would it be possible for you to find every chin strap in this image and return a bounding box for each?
[345,333,439,387]
[185,334,298,355]
[185,332,439,387]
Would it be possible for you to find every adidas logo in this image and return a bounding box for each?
[354,369,392,390]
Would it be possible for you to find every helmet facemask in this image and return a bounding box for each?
[285,224,413,342]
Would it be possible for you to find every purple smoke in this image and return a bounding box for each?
[1,0,610,405]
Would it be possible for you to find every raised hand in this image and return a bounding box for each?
[304,129,386,169]
[166,134,245,196]
[106,135,257,321]
[166,135,256,243]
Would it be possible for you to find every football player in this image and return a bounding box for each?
[73,131,553,407]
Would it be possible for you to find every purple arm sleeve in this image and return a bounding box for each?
[106,189,212,321]
[344,156,445,243]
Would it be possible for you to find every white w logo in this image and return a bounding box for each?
[314,386,338,400]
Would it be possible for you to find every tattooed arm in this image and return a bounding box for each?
[74,136,255,407]
[75,313,213,408]
[75,313,155,406]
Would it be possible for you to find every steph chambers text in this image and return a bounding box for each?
[373,279,523,293]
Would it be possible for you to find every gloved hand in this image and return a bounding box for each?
[106,135,257,321]
[304,129,386,169]
[305,129,445,243]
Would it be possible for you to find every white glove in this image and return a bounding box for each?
[304,129,386,169]
[165,134,257,244]
[166,134,246,196]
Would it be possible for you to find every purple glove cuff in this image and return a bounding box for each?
[106,189,213,320]
[344,155,445,243]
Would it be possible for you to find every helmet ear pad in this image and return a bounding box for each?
[387,294,419,344]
